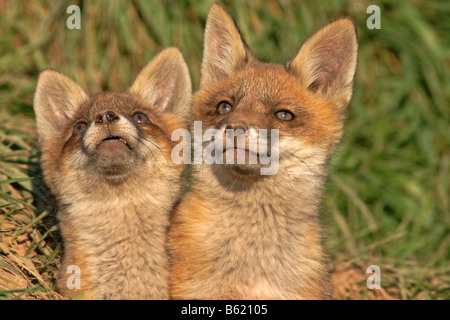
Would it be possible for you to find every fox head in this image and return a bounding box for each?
[194,4,358,179]
[34,47,191,199]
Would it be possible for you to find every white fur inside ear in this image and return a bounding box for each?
[33,70,88,143]
[130,47,192,115]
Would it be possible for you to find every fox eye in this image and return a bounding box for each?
[132,112,150,124]
[216,101,232,116]
[73,121,88,135]
[274,110,294,121]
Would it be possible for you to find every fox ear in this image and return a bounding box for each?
[288,18,358,109]
[130,47,192,115]
[33,70,88,144]
[199,3,251,89]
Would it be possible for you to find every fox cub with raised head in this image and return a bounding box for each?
[34,47,191,299]
[169,4,358,299]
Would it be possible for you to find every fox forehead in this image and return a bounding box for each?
[207,63,308,104]
[74,92,152,119]
[239,63,311,106]
[196,62,315,111]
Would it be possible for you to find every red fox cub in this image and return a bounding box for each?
[33,47,191,299]
[169,4,358,299]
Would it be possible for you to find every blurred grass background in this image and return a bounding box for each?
[0,0,448,299]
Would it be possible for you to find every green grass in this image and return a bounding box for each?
[0,0,449,299]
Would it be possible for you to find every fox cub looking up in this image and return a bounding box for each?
[34,47,191,299]
[169,4,358,299]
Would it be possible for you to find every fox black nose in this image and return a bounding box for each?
[95,111,119,124]
[225,123,248,133]
[105,111,119,123]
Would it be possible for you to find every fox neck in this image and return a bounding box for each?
[196,157,329,218]
[57,174,178,299]
[190,161,331,298]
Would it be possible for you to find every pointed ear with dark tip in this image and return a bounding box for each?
[287,18,358,110]
[199,3,252,89]
[130,47,192,116]
[33,70,88,144]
